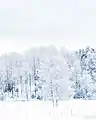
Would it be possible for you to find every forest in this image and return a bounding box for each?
[0,46,95,101]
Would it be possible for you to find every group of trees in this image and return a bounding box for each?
[74,47,96,99]
[0,46,96,101]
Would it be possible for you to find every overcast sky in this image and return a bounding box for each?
[0,0,96,55]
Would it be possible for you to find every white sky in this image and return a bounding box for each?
[0,0,96,55]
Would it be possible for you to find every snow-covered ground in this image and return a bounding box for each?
[0,100,96,120]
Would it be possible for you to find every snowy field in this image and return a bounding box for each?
[0,100,96,120]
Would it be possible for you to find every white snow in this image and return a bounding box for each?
[0,100,96,120]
